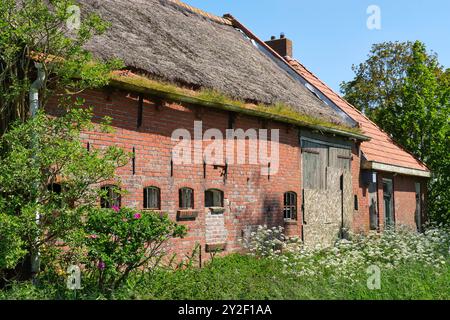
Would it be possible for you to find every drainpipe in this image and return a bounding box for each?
[29,62,45,282]
[29,62,45,116]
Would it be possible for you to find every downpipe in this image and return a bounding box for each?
[29,62,45,283]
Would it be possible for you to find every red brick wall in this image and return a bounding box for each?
[351,143,371,234]
[47,89,303,258]
[46,88,426,258]
[374,172,425,231]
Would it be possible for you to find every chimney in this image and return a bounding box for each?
[265,33,293,58]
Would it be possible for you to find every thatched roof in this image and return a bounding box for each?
[78,0,348,125]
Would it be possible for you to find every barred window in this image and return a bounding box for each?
[179,188,194,209]
[100,185,121,209]
[205,189,224,208]
[144,187,161,210]
[283,192,297,220]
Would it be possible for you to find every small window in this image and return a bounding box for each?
[101,185,121,209]
[283,192,297,220]
[205,189,224,208]
[144,187,161,210]
[354,195,359,211]
[179,188,194,209]
[48,183,62,194]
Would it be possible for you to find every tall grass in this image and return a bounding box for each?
[1,226,448,300]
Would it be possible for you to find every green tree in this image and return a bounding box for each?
[0,0,124,281]
[0,0,123,133]
[341,41,450,225]
[0,106,129,280]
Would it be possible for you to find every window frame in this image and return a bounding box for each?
[179,187,194,210]
[143,186,161,210]
[100,185,121,209]
[283,191,298,220]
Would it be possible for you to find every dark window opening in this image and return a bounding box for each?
[179,188,194,209]
[144,187,161,210]
[283,192,297,220]
[48,183,62,194]
[137,95,144,128]
[205,189,224,208]
[383,179,394,227]
[415,182,422,232]
[228,112,236,130]
[101,185,121,209]
[354,195,359,211]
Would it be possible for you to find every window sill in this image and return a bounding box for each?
[142,209,166,217]
[177,210,199,221]
[284,219,298,225]
[205,243,226,253]
[208,207,225,215]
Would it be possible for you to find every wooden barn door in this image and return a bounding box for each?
[301,136,352,248]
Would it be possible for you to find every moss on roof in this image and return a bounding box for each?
[109,72,369,141]
[79,0,347,125]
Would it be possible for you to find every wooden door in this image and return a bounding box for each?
[301,138,352,247]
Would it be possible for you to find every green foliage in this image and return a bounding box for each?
[1,227,448,300]
[78,207,186,292]
[0,106,129,276]
[0,214,27,272]
[0,0,124,132]
[340,42,416,119]
[0,253,449,300]
[341,41,450,225]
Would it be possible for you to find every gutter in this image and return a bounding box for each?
[362,160,431,178]
[109,78,371,142]
[29,62,45,116]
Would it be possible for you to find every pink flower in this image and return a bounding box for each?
[134,213,142,220]
[89,234,98,239]
[112,205,120,213]
[97,261,106,270]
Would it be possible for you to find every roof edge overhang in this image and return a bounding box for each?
[362,160,431,178]
[109,77,371,141]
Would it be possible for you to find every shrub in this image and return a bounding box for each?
[77,207,187,292]
[0,106,128,278]
[0,214,27,272]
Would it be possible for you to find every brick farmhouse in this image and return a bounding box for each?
[47,0,431,256]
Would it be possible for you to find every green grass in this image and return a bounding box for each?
[1,254,448,300]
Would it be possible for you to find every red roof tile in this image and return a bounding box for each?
[285,57,429,172]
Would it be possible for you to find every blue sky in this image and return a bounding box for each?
[183,0,450,92]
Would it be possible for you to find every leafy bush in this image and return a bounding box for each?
[77,207,186,292]
[0,106,128,278]
[0,214,27,272]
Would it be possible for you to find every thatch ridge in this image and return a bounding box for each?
[78,0,348,125]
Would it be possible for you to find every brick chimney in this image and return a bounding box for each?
[265,33,293,57]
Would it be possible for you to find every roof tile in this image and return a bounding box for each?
[285,57,429,172]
